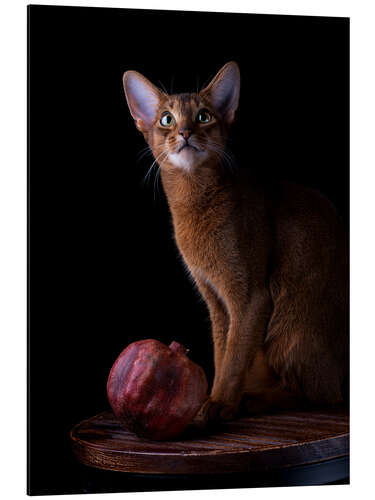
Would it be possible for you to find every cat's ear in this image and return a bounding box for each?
[200,62,240,124]
[123,71,164,132]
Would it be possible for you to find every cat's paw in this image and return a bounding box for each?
[192,397,238,429]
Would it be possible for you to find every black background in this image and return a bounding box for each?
[28,5,349,495]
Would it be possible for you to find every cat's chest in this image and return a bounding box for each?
[172,210,230,272]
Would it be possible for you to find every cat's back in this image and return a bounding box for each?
[263,179,348,302]
[232,169,346,243]
[271,180,347,259]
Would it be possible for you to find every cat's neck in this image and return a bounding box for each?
[160,160,232,216]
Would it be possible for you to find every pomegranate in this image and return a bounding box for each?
[107,339,208,440]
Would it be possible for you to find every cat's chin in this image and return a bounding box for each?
[168,148,208,171]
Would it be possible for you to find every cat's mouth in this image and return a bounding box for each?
[168,142,209,169]
[177,143,201,153]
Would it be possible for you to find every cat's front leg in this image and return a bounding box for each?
[190,277,231,430]
[206,288,272,422]
[193,277,230,374]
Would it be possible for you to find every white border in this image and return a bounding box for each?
[1,1,375,499]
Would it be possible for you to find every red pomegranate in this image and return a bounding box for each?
[107,339,208,440]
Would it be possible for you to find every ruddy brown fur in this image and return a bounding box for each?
[122,62,349,425]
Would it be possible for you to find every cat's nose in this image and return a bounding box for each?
[179,128,192,140]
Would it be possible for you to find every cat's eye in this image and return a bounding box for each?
[160,112,175,127]
[197,109,212,124]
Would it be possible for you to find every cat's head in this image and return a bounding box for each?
[122,62,240,172]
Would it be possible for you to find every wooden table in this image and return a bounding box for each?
[70,406,349,490]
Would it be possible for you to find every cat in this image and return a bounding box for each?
[122,62,349,425]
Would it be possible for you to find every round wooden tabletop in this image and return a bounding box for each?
[70,406,349,475]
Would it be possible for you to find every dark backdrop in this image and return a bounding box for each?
[28,5,349,495]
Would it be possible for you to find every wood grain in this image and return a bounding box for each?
[70,407,349,474]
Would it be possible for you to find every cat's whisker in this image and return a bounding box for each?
[206,143,237,174]
[206,139,237,163]
[215,148,236,168]
[137,144,151,156]
[158,80,168,95]
[207,140,236,157]
[210,150,228,175]
[153,153,169,201]
[209,134,234,145]
[153,167,161,201]
[137,146,154,163]
[143,150,168,187]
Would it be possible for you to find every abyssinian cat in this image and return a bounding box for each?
[122,62,349,425]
